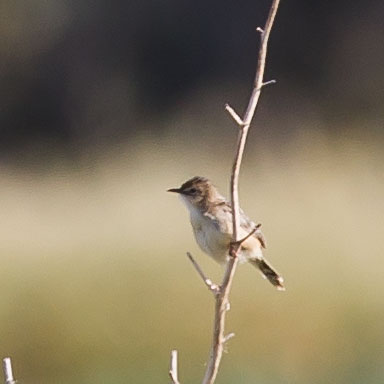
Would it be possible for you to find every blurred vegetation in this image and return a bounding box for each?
[1,0,384,156]
[0,128,383,383]
[1,0,384,383]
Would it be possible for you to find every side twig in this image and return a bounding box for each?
[187,253,220,294]
[225,104,244,126]
[202,1,281,384]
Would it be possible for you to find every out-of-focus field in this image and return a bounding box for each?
[0,129,383,384]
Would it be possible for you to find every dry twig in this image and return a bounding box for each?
[169,350,180,384]
[2,358,15,384]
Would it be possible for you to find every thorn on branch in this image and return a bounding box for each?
[256,27,264,34]
[169,350,181,384]
[225,104,245,127]
[187,253,221,294]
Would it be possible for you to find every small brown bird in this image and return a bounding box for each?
[168,176,285,290]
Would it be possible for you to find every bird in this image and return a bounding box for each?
[168,176,285,290]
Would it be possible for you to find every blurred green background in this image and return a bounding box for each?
[1,0,384,383]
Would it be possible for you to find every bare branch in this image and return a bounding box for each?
[168,1,281,383]
[169,350,181,384]
[2,358,15,384]
[187,252,220,294]
[231,0,280,236]
[202,1,281,384]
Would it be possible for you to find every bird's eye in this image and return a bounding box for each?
[189,188,197,194]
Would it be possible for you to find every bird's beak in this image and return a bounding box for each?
[167,188,182,193]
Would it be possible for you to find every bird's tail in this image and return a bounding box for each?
[249,258,285,291]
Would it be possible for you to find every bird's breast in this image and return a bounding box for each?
[189,210,230,264]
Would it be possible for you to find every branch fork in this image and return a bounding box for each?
[225,104,244,126]
[225,78,277,127]
[229,223,262,256]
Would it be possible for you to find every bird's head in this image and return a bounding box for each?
[168,176,221,209]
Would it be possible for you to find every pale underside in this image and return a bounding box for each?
[183,196,266,265]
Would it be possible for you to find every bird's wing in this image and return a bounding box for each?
[204,201,233,235]
[254,228,267,248]
[205,200,267,248]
